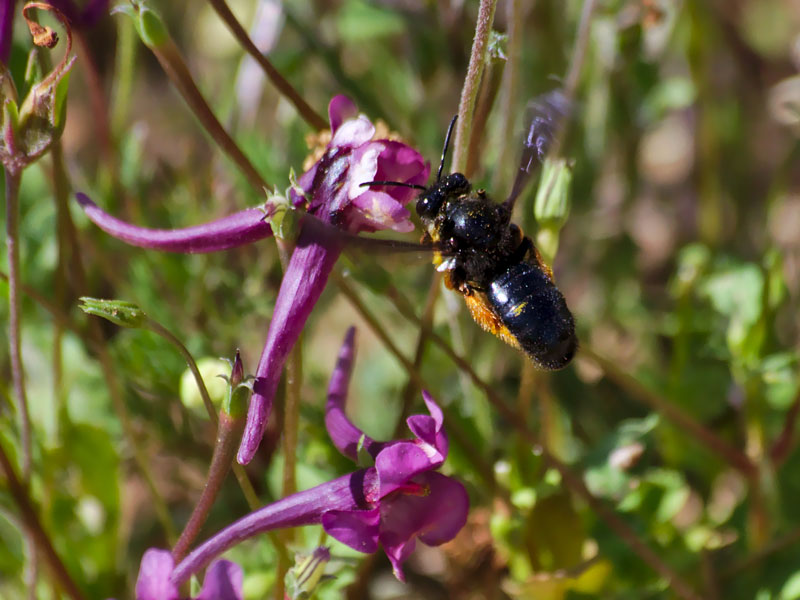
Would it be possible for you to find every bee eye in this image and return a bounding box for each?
[416,192,443,219]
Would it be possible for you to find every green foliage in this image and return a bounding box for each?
[2,0,800,599]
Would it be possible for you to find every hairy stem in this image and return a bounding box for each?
[172,413,244,563]
[206,0,327,130]
[452,0,498,172]
[5,168,31,480]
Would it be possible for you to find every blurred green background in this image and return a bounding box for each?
[2,0,800,598]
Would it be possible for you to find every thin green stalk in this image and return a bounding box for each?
[4,168,31,480]
[111,16,137,135]
[149,39,269,192]
[206,0,327,131]
[0,440,85,600]
[581,345,757,478]
[452,0,498,172]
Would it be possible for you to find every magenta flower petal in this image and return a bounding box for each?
[405,390,448,457]
[321,507,381,553]
[238,97,428,464]
[378,472,469,581]
[196,560,244,600]
[324,327,378,461]
[328,95,358,133]
[172,469,380,586]
[76,193,273,253]
[237,225,343,464]
[374,442,444,498]
[135,549,178,600]
[0,0,14,65]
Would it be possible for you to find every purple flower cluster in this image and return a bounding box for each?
[77,95,429,464]
[135,328,468,594]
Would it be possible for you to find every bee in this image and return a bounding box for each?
[364,91,577,369]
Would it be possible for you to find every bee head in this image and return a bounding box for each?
[417,173,471,220]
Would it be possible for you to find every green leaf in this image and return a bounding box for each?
[336,0,405,42]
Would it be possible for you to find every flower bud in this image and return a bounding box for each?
[0,3,75,174]
[111,1,169,49]
[285,547,331,600]
[79,297,149,329]
[223,351,252,419]
[534,158,573,265]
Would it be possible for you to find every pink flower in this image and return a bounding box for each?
[170,328,467,585]
[75,95,429,465]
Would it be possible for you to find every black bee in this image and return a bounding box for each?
[365,91,576,369]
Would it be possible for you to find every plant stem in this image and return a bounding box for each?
[206,0,327,131]
[149,39,269,192]
[581,345,757,478]
[111,16,137,136]
[172,412,244,563]
[5,168,32,480]
[452,0,498,172]
[0,440,85,600]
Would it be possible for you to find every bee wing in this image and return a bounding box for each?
[504,89,571,211]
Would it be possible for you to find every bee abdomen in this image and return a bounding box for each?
[487,262,576,370]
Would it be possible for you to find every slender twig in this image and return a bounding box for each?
[0,440,85,600]
[172,412,244,563]
[581,346,757,478]
[74,30,117,185]
[4,169,31,480]
[452,0,498,172]
[206,0,327,130]
[148,39,269,192]
[283,8,388,123]
[769,388,800,466]
[721,526,800,579]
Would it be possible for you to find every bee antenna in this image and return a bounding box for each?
[360,180,427,191]
[437,115,458,181]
